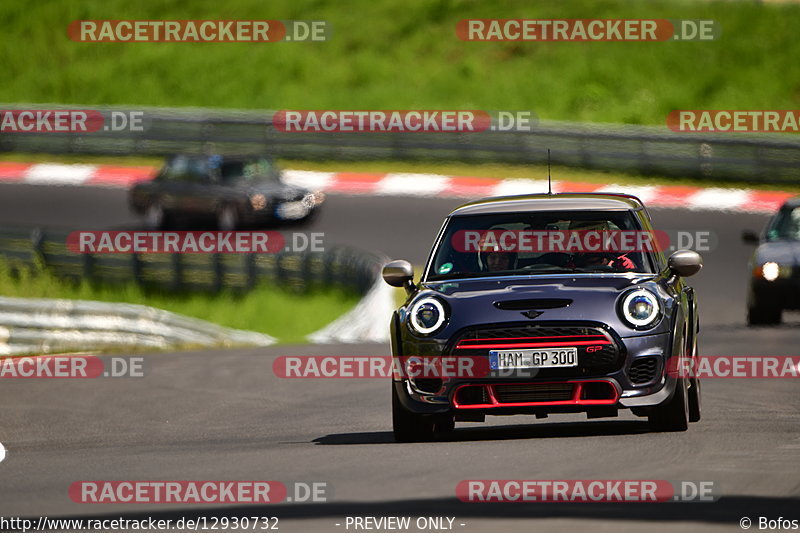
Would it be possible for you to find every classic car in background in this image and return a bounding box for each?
[129,154,324,230]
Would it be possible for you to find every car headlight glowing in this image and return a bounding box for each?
[761,261,780,281]
[303,191,325,207]
[250,194,267,210]
[408,297,447,335]
[301,193,315,208]
[620,289,661,329]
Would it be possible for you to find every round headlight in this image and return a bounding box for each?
[762,262,780,281]
[250,194,267,210]
[409,297,447,335]
[620,289,661,329]
[302,193,316,208]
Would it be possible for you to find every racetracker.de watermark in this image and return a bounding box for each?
[68,20,330,42]
[669,356,800,378]
[270,354,800,381]
[66,231,324,254]
[69,481,329,504]
[273,355,492,379]
[452,230,669,254]
[456,19,719,41]
[457,480,718,502]
[0,355,144,378]
[668,110,800,133]
[0,110,145,133]
[272,110,538,133]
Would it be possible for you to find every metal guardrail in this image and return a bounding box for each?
[2,104,800,184]
[0,228,390,352]
[0,296,276,355]
[0,228,384,297]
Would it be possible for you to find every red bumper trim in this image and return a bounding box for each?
[452,379,620,409]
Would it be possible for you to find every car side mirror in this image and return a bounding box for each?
[668,250,703,278]
[741,230,760,245]
[382,260,415,294]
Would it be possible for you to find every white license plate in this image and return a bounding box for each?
[490,348,578,370]
[277,201,309,220]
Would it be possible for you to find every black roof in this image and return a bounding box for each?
[450,193,645,216]
[782,197,800,208]
[166,154,272,162]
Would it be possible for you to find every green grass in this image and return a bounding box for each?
[0,261,361,344]
[1,0,799,126]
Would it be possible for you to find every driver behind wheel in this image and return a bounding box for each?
[476,235,518,272]
[567,220,636,271]
[484,250,518,272]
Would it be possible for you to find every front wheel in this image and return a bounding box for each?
[144,201,167,230]
[392,384,453,442]
[688,338,702,423]
[217,204,239,231]
[688,377,701,423]
[747,303,781,326]
[648,378,689,432]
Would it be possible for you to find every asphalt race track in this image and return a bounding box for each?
[1,182,799,532]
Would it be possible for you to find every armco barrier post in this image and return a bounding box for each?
[171,252,183,291]
[245,253,257,290]
[82,251,94,279]
[212,253,224,293]
[30,228,44,266]
[302,252,313,289]
[131,252,143,283]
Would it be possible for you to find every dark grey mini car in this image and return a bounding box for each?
[129,154,324,230]
[383,193,703,442]
[743,197,800,325]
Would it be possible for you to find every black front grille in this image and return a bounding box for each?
[456,386,491,405]
[629,357,659,384]
[450,323,623,377]
[412,378,443,393]
[494,383,574,403]
[459,325,600,339]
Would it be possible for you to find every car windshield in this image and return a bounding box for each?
[218,157,280,183]
[766,206,800,241]
[426,210,657,281]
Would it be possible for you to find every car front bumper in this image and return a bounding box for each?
[394,331,679,415]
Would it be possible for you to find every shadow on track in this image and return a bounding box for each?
[312,420,652,446]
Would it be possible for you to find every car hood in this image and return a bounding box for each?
[415,274,674,338]
[754,240,800,265]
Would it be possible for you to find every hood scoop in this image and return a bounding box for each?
[493,298,573,310]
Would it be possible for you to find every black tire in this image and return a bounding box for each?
[688,337,702,423]
[434,413,456,434]
[144,201,167,230]
[217,204,239,231]
[747,304,781,326]
[688,377,702,423]
[392,384,440,442]
[648,378,689,432]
